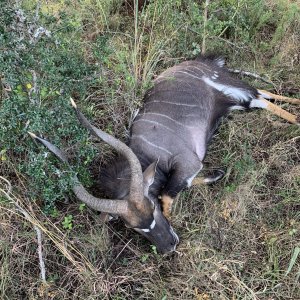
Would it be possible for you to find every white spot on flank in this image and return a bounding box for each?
[132,134,172,155]
[215,58,225,67]
[141,228,150,233]
[202,76,252,101]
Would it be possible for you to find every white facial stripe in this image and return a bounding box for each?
[140,219,156,232]
[150,219,156,229]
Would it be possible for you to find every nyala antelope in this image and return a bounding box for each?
[30,55,299,254]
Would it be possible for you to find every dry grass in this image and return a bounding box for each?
[1,105,299,300]
[1,1,300,299]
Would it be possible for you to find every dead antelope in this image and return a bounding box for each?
[29,55,299,254]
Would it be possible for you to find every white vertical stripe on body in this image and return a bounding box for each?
[131,134,172,155]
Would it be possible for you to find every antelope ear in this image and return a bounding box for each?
[143,159,158,195]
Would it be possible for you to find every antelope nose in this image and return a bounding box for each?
[161,246,176,254]
[170,237,177,247]
[168,236,178,252]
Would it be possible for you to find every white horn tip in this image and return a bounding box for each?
[70,97,77,108]
[28,131,37,139]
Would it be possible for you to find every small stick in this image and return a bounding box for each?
[28,70,39,105]
[16,205,47,283]
[34,226,46,282]
[228,69,273,85]
[0,177,46,283]
[34,0,41,23]
[201,0,210,55]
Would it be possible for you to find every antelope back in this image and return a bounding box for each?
[130,57,257,170]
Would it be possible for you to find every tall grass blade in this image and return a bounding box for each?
[285,246,300,276]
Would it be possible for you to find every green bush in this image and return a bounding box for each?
[0,1,99,213]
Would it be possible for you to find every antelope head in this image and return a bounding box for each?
[29,99,179,254]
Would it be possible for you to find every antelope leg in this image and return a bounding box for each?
[161,195,174,218]
[258,89,300,105]
[250,97,299,124]
[192,169,225,186]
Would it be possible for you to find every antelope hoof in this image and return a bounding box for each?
[203,169,226,184]
[192,169,226,186]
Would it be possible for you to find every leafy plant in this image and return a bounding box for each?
[0,1,98,213]
[62,214,73,230]
[79,203,86,212]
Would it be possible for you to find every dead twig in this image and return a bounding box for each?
[201,0,210,55]
[0,177,46,283]
[28,69,39,105]
[34,225,46,282]
[209,36,247,50]
[34,0,41,23]
[228,68,274,85]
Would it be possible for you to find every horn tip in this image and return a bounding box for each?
[70,97,77,108]
[28,131,37,139]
